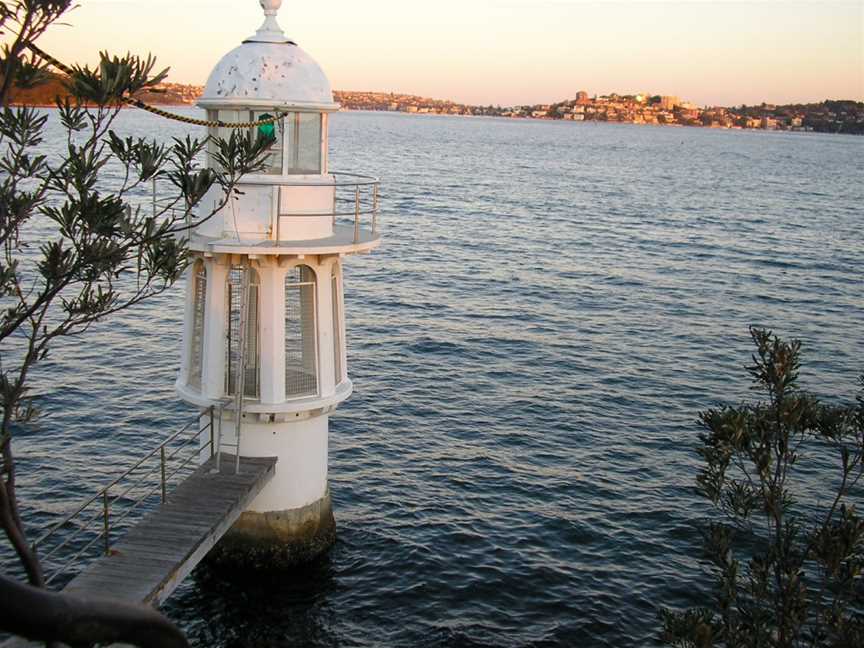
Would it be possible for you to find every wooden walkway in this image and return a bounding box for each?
[62,454,276,606]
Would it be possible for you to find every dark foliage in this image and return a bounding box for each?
[661,328,864,647]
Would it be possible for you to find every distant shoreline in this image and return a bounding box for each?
[12,101,862,137]
[8,73,862,134]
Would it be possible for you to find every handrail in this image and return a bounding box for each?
[275,175,380,243]
[151,171,379,207]
[150,170,382,244]
[32,406,224,586]
[232,171,381,187]
[33,419,196,547]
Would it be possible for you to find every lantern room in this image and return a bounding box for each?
[188,0,376,245]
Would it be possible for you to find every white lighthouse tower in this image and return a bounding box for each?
[175,0,380,567]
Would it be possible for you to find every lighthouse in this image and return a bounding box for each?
[175,0,380,567]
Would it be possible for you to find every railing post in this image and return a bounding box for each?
[215,404,223,473]
[160,446,167,503]
[209,405,215,458]
[372,183,379,235]
[152,176,157,218]
[332,184,337,228]
[102,489,110,556]
[354,186,360,243]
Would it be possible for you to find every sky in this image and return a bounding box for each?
[21,0,864,107]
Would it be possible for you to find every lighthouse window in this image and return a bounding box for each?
[225,267,260,399]
[285,113,322,175]
[331,265,343,385]
[252,110,283,174]
[285,265,318,398]
[207,109,243,170]
[188,262,206,390]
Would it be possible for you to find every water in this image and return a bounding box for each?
[6,110,864,646]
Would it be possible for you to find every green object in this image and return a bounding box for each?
[257,114,276,142]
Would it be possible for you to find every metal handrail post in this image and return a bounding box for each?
[372,183,379,235]
[160,446,167,503]
[353,186,360,243]
[102,490,110,556]
[214,404,223,473]
[209,406,215,458]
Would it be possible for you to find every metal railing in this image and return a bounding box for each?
[150,172,381,244]
[274,172,380,244]
[31,406,223,587]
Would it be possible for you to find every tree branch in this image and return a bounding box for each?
[0,573,188,648]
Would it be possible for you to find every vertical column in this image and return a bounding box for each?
[317,259,335,397]
[333,260,347,385]
[259,260,287,404]
[177,261,197,387]
[321,113,329,174]
[202,256,229,401]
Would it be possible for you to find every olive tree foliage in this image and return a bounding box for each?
[0,1,270,645]
[661,328,864,648]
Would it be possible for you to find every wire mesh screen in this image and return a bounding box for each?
[225,267,260,399]
[285,266,318,398]
[189,264,207,389]
[332,267,343,385]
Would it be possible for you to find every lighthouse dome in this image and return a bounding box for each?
[198,0,338,111]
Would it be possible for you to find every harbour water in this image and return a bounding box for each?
[9,110,864,646]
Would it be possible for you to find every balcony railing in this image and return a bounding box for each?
[152,171,380,245]
[275,172,379,243]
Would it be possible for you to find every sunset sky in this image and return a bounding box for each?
[28,0,864,107]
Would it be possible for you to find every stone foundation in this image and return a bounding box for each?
[207,489,336,570]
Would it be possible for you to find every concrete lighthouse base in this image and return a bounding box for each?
[203,411,337,570]
[208,488,336,570]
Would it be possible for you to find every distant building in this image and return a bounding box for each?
[659,95,680,110]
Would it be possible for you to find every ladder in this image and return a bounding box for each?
[214,264,252,474]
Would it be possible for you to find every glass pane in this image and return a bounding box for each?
[215,110,241,170]
[284,111,296,173]
[206,110,219,169]
[252,110,283,174]
[286,113,321,174]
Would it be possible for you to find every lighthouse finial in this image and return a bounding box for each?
[246,0,291,44]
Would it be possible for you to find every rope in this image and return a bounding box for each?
[25,41,286,129]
